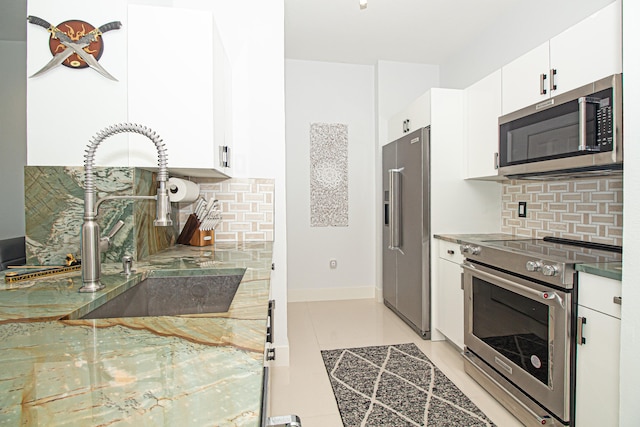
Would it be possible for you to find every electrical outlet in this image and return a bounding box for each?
[329,259,337,269]
[518,201,527,218]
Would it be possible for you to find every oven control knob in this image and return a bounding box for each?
[542,264,559,276]
[526,261,542,272]
[460,245,481,255]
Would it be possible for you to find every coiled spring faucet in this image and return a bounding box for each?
[80,123,173,293]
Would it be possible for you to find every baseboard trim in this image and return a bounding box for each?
[288,286,375,302]
[375,286,383,303]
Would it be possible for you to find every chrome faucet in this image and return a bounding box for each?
[80,123,173,293]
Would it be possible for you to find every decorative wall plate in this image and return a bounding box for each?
[27,15,122,81]
[48,19,104,69]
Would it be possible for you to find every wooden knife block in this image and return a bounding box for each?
[177,214,215,247]
[189,228,214,247]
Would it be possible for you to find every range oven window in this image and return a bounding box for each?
[472,277,550,386]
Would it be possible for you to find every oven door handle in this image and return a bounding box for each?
[462,262,564,308]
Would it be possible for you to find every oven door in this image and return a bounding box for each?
[462,261,572,421]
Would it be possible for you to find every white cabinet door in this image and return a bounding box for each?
[212,21,234,175]
[575,305,620,427]
[550,1,621,97]
[128,5,219,170]
[436,257,464,349]
[464,69,501,179]
[501,42,550,115]
[388,91,431,142]
[502,3,621,116]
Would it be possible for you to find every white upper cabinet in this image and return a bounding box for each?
[464,69,502,179]
[549,1,621,97]
[388,91,431,142]
[502,2,621,115]
[501,42,550,115]
[128,4,232,174]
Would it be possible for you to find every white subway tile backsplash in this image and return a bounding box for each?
[178,177,275,242]
[501,177,622,246]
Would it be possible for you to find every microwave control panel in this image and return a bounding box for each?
[596,103,614,150]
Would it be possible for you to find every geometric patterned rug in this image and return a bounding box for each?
[321,343,496,426]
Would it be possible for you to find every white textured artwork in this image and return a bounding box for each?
[310,123,348,227]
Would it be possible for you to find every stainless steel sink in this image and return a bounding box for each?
[81,271,245,319]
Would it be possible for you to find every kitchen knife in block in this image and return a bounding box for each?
[189,228,214,247]
[177,214,199,245]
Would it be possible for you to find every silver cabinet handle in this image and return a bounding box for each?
[549,68,557,91]
[447,249,455,255]
[388,168,403,250]
[577,316,586,345]
[406,119,410,133]
[539,73,547,95]
[494,152,499,170]
[613,296,622,305]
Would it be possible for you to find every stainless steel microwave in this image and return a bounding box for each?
[498,74,623,179]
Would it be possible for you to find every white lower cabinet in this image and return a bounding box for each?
[575,272,621,426]
[435,240,464,349]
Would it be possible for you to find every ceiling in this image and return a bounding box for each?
[4,0,521,66]
[284,0,522,65]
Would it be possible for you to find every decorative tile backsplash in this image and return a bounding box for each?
[178,178,274,242]
[501,177,623,246]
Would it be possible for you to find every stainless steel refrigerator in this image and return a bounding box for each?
[382,127,430,339]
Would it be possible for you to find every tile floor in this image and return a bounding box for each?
[269,299,523,427]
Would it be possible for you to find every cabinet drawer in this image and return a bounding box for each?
[438,240,464,265]
[578,272,622,319]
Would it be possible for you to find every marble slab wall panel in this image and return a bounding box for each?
[501,177,623,246]
[24,167,177,266]
[177,178,274,242]
[310,123,348,227]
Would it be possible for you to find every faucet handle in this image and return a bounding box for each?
[99,220,125,253]
[106,220,125,239]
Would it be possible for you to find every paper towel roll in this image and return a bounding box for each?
[168,178,200,203]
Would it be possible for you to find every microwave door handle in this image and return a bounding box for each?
[388,168,403,251]
[578,96,601,152]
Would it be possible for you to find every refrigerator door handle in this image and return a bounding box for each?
[388,168,403,250]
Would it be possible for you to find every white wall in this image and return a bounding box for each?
[286,59,376,301]
[441,0,616,88]
[620,0,640,424]
[0,40,27,240]
[26,0,129,166]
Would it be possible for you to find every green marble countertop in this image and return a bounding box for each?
[0,242,273,426]
[576,262,623,281]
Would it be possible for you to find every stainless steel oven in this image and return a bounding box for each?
[462,260,572,426]
[458,236,622,427]
[498,74,622,179]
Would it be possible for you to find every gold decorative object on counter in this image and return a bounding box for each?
[4,254,81,283]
